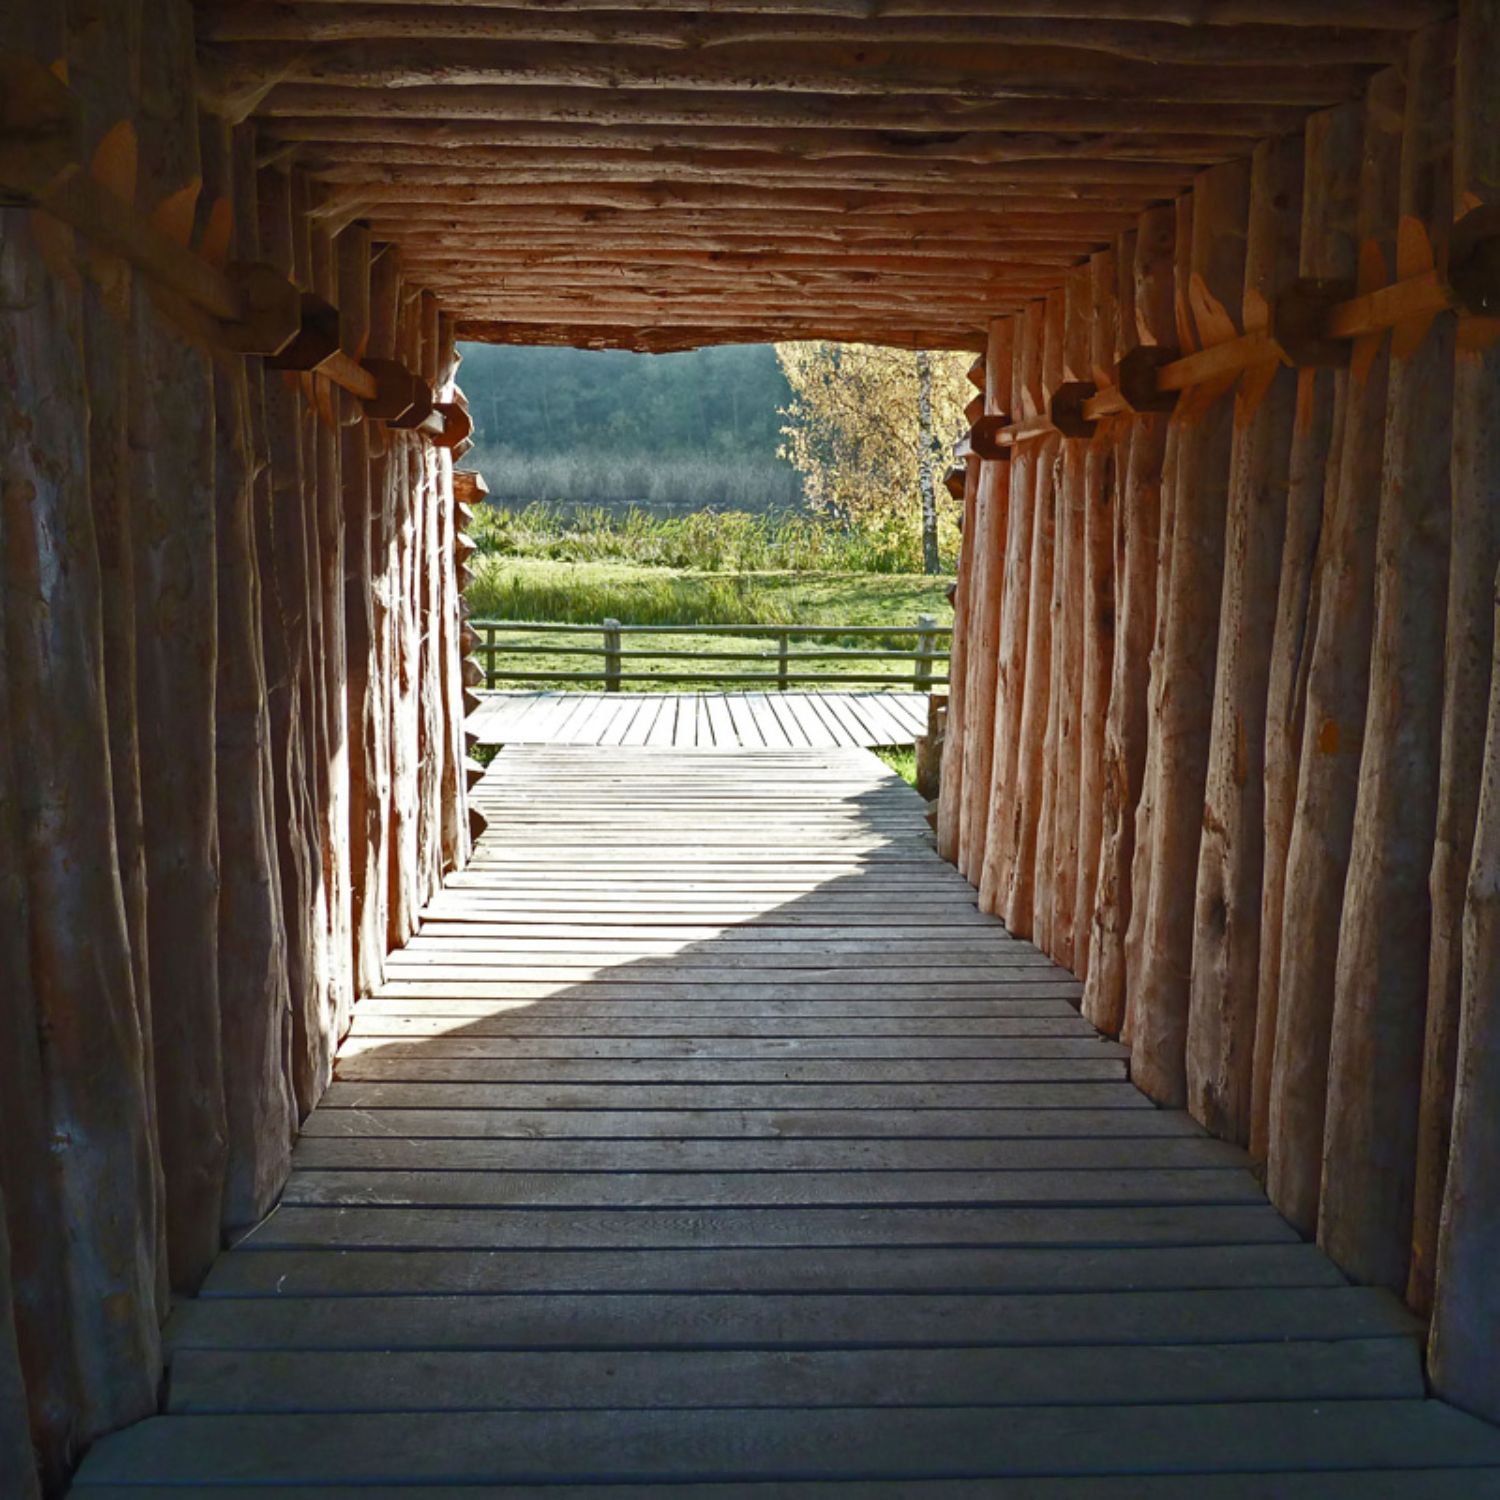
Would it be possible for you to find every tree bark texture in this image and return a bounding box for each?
[1412,0,1500,1319]
[1184,132,1304,1144]
[1265,63,1405,1237]
[1249,101,1364,1165]
[1072,247,1120,986]
[978,303,1043,908]
[0,8,470,1487]
[1083,204,1174,1036]
[1320,26,1456,1294]
[954,318,1014,883]
[1431,562,1500,1427]
[1130,158,1251,1108]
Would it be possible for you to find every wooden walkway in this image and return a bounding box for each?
[75,748,1500,1494]
[468,688,929,748]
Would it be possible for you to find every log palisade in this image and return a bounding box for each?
[4,0,1500,1492]
[1,1,471,1489]
[929,0,1500,1443]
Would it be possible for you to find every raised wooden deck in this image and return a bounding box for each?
[73,747,1500,1493]
[469,688,930,748]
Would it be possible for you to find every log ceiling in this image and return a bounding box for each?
[194,1,1455,351]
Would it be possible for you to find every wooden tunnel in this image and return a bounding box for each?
[2,1,1500,1494]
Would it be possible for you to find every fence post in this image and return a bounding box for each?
[777,631,790,691]
[483,623,495,688]
[914,613,938,692]
[602,618,622,692]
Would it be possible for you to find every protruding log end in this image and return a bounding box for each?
[1115,345,1181,412]
[222,261,301,357]
[264,292,341,371]
[1273,278,1355,366]
[463,757,488,791]
[453,471,490,506]
[1450,204,1500,317]
[432,401,474,451]
[462,687,483,717]
[1051,380,1100,438]
[468,805,490,844]
[966,355,986,390]
[363,357,427,423]
[968,412,1014,461]
[964,392,985,425]
[461,657,485,689]
[943,464,967,501]
[455,532,478,565]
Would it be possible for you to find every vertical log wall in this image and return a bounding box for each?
[937,8,1500,1429]
[0,2,471,1491]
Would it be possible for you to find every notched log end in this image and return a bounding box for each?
[1450,206,1500,318]
[1115,345,1180,412]
[943,463,968,500]
[967,412,1014,462]
[221,261,301,356]
[1051,380,1099,439]
[0,48,82,204]
[1273,277,1356,366]
[264,291,341,370]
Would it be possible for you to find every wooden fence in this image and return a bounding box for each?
[472,617,950,691]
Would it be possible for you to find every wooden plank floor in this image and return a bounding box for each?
[73,748,1500,1494]
[468,689,929,748]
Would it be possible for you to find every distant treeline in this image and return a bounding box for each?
[457,342,804,510]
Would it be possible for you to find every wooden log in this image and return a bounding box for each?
[435,314,469,874]
[1120,191,1197,1048]
[341,222,387,997]
[415,290,446,906]
[1041,264,1093,969]
[365,244,401,969]
[256,165,327,1120]
[997,291,1065,938]
[201,112,296,1232]
[0,441,77,1491]
[1130,156,1251,1107]
[0,1193,38,1500]
[387,281,424,947]
[935,455,977,867]
[954,317,1015,881]
[1265,64,1405,1237]
[310,195,356,1064]
[1072,245,1120,987]
[1249,101,1365,1165]
[1430,584,1500,1425]
[1184,132,1305,1143]
[1320,26,1456,1293]
[1,34,161,1469]
[978,300,1044,914]
[131,0,227,1291]
[65,0,168,1307]
[1412,0,1500,1319]
[1082,204,1174,1036]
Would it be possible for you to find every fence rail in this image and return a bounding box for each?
[472,617,951,691]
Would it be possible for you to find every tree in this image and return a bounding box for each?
[775,341,970,574]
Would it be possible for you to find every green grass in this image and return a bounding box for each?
[467,558,952,691]
[462,501,956,693]
[470,500,959,576]
[874,746,918,787]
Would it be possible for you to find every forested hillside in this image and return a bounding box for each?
[459,342,803,512]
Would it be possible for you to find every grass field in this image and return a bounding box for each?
[468,558,952,690]
[464,502,956,692]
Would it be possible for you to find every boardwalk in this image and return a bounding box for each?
[469,688,929,748]
[75,748,1500,1493]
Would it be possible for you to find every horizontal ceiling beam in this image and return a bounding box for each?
[198,7,1413,67]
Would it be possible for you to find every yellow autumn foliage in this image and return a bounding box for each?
[774,342,972,539]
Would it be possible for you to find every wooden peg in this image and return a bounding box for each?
[967,412,1013,461]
